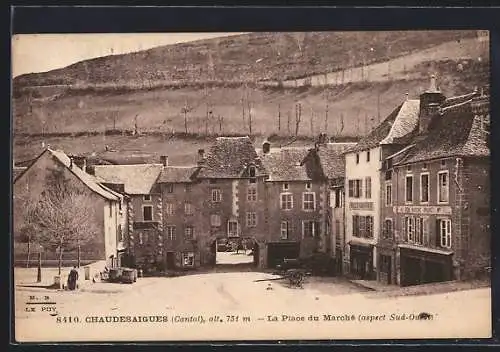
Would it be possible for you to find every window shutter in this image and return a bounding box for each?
[435,219,441,247]
[359,180,363,198]
[423,217,429,245]
[348,180,354,197]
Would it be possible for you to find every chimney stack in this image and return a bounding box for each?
[262,140,271,155]
[418,74,446,134]
[69,157,73,168]
[160,155,168,167]
[197,149,205,164]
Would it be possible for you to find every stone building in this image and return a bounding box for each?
[344,95,420,279]
[380,88,490,286]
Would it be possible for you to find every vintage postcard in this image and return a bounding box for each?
[12,30,491,342]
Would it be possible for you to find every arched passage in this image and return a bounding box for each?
[210,236,260,268]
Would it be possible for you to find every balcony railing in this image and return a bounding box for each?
[133,221,160,230]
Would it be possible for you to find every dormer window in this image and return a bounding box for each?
[366,151,370,162]
[356,153,360,164]
[143,194,151,201]
[306,182,312,190]
[283,182,289,191]
[249,165,256,178]
[422,163,428,170]
[441,160,446,167]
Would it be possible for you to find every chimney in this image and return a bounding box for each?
[197,149,205,164]
[69,157,73,168]
[418,74,446,134]
[262,140,271,155]
[405,92,409,100]
[160,155,168,167]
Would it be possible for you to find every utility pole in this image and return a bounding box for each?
[364,112,368,136]
[310,107,314,135]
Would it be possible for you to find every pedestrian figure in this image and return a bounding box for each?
[237,241,244,254]
[67,266,79,290]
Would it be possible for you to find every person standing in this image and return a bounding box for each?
[67,266,79,290]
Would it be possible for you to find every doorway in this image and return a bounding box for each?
[166,252,176,270]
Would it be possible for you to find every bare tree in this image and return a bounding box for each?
[33,170,100,274]
[295,102,302,136]
[16,189,41,268]
[181,100,192,134]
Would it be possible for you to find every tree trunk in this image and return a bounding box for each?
[58,239,64,275]
[77,242,81,268]
[26,237,31,268]
[37,250,42,283]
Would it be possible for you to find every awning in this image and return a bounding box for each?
[398,243,454,256]
[348,240,374,249]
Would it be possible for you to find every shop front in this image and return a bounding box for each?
[349,242,374,280]
[398,245,453,287]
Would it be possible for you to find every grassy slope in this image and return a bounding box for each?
[14,31,479,86]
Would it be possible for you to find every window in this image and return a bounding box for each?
[185,184,191,192]
[422,163,428,170]
[383,219,393,239]
[247,187,257,202]
[143,205,153,221]
[246,212,257,227]
[404,216,415,242]
[280,221,289,239]
[182,252,195,267]
[184,203,194,215]
[365,177,372,198]
[209,179,217,184]
[441,160,446,167]
[348,179,362,198]
[228,220,239,237]
[138,232,143,245]
[283,182,289,190]
[385,183,392,206]
[438,171,449,203]
[118,224,123,241]
[334,189,342,208]
[420,173,430,203]
[166,184,174,193]
[109,202,113,217]
[166,226,176,241]
[414,217,429,245]
[438,218,452,248]
[302,220,318,238]
[405,175,414,203]
[352,215,373,239]
[280,193,293,210]
[249,166,256,178]
[366,151,370,162]
[212,189,222,202]
[306,182,312,190]
[144,232,149,243]
[184,226,194,240]
[143,194,151,201]
[302,192,316,211]
[356,153,360,164]
[210,214,221,227]
[165,203,174,216]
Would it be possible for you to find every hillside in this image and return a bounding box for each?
[14,31,480,87]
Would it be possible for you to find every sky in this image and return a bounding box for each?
[11,33,246,78]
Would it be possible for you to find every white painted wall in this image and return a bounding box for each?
[103,200,119,262]
[344,146,383,269]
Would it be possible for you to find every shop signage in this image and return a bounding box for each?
[393,205,452,215]
[350,202,373,210]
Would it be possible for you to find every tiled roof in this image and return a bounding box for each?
[198,136,267,178]
[394,97,489,165]
[157,166,198,183]
[315,143,356,179]
[93,164,163,194]
[380,99,420,145]
[347,103,404,153]
[48,149,119,200]
[260,147,311,181]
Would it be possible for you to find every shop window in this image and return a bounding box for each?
[182,252,195,267]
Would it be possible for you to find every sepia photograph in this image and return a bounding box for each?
[11,29,491,342]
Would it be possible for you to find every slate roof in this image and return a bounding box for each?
[380,99,420,145]
[260,147,311,181]
[197,137,267,179]
[48,149,120,200]
[316,143,357,179]
[93,164,163,194]
[157,166,199,183]
[347,102,404,153]
[394,96,489,166]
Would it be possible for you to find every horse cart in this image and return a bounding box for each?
[254,268,310,288]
